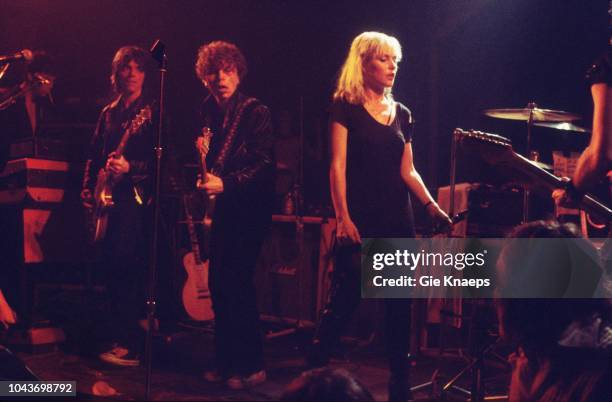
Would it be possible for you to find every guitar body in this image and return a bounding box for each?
[90,168,114,243]
[181,252,214,321]
[87,106,152,244]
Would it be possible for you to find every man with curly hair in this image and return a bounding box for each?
[194,41,274,390]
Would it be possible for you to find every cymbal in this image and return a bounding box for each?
[483,107,581,122]
[533,121,591,133]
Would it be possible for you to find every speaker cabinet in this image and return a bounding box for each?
[438,183,523,237]
[255,215,334,324]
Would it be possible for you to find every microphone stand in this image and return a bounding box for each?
[145,39,167,401]
[295,96,305,327]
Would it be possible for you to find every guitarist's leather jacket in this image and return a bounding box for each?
[82,95,156,205]
[200,91,275,224]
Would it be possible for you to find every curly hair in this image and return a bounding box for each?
[195,41,247,84]
[110,46,149,94]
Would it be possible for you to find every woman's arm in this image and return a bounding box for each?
[400,142,451,223]
[330,121,361,244]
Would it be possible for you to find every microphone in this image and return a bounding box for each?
[0,49,45,65]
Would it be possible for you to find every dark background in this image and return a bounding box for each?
[1,0,609,208]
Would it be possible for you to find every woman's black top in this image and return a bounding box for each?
[330,99,416,238]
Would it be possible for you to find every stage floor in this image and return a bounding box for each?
[14,325,510,401]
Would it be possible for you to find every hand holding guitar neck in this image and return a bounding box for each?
[106,152,130,176]
[195,130,224,196]
[195,126,216,237]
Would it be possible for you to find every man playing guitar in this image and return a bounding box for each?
[81,46,156,367]
[194,41,274,390]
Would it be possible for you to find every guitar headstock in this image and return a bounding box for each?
[128,106,152,134]
[454,128,515,163]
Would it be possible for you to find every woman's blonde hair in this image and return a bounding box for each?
[333,31,402,104]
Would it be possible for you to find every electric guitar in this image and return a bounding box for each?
[454,128,612,222]
[89,106,152,243]
[196,127,216,242]
[181,193,214,321]
[181,128,215,321]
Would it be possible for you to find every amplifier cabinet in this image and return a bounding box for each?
[255,215,335,324]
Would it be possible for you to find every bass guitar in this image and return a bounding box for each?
[454,128,612,222]
[90,106,152,243]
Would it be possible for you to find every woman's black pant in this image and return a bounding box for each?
[314,243,412,374]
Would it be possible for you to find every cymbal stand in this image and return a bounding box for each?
[449,128,459,218]
[296,96,305,327]
[522,102,537,223]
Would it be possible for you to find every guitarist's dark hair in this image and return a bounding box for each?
[110,46,150,95]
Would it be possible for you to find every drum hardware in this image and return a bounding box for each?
[453,128,612,222]
[410,300,509,402]
[533,121,591,133]
[484,103,582,222]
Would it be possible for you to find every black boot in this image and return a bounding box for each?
[306,309,341,368]
[307,244,361,368]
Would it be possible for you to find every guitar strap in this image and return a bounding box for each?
[210,97,257,175]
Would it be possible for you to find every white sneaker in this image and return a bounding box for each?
[203,370,225,383]
[226,370,266,390]
[99,345,140,367]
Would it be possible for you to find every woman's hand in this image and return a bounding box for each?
[426,202,452,232]
[336,216,361,245]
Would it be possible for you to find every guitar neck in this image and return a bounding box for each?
[200,151,208,181]
[115,130,131,156]
[511,152,563,189]
[511,152,612,221]
[183,197,203,264]
[114,106,151,157]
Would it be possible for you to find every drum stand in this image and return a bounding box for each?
[522,102,537,223]
[410,132,508,401]
[410,305,509,402]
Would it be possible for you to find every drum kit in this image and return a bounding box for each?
[448,102,605,228]
[480,102,592,223]
[431,104,606,402]
[483,102,589,162]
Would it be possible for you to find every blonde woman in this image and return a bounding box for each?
[309,32,450,402]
